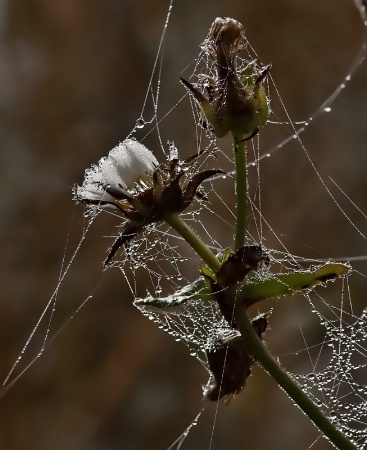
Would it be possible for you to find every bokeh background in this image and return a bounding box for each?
[1,0,367,449]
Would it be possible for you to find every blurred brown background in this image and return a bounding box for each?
[1,0,367,449]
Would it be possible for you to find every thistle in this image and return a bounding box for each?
[75,139,222,266]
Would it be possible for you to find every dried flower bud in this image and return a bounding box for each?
[209,17,245,63]
[181,17,270,139]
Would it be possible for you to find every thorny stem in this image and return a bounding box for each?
[164,213,221,273]
[234,303,358,450]
[233,132,247,250]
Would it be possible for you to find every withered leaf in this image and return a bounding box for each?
[204,314,267,401]
[216,245,268,287]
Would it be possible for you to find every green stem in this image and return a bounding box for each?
[232,132,247,250]
[163,148,356,450]
[234,303,358,450]
[164,213,221,273]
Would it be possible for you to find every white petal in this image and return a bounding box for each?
[76,138,158,205]
[109,139,158,189]
[99,156,127,189]
[76,170,115,205]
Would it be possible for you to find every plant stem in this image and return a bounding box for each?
[164,141,357,450]
[234,303,358,450]
[164,213,221,273]
[232,132,247,250]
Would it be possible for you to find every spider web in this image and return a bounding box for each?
[128,2,367,448]
[105,2,367,447]
[2,1,367,449]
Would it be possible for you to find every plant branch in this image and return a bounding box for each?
[164,213,221,273]
[232,132,247,250]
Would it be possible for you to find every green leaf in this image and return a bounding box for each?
[200,264,216,281]
[134,263,350,310]
[222,248,232,263]
[134,277,212,308]
[241,263,350,307]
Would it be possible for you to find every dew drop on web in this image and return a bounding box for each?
[135,117,145,129]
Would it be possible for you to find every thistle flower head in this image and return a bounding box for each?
[75,139,222,266]
[76,139,158,207]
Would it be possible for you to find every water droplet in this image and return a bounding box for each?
[323,107,331,113]
[136,117,145,129]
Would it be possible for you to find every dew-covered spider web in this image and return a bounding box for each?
[2,1,367,449]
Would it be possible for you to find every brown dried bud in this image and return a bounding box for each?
[181,17,270,139]
[209,17,245,63]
